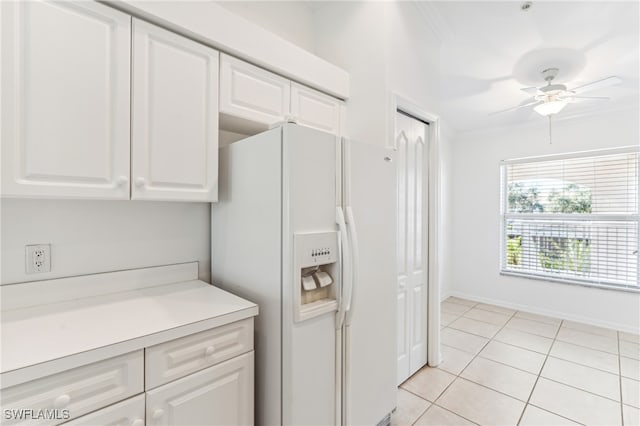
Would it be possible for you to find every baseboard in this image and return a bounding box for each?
[447,290,639,334]
[440,291,452,302]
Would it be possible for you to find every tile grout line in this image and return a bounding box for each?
[528,373,624,405]
[417,299,638,425]
[618,331,624,425]
[525,402,588,426]
[408,304,477,426]
[443,299,638,424]
[426,307,520,423]
[447,320,622,362]
[515,317,564,425]
[406,303,473,425]
[443,311,625,398]
[443,302,590,425]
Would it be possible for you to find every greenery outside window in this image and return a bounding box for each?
[500,148,639,291]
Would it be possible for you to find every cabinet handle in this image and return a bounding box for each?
[131,419,144,426]
[116,175,129,186]
[152,409,164,421]
[205,346,215,356]
[54,394,71,408]
[134,177,146,187]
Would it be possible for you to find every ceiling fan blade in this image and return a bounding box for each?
[571,76,622,94]
[490,100,541,115]
[520,87,541,95]
[566,96,610,103]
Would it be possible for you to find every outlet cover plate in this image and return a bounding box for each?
[25,244,51,274]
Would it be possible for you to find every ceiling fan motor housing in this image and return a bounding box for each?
[539,83,570,95]
[542,67,560,82]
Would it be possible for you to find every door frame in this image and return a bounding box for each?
[388,94,443,367]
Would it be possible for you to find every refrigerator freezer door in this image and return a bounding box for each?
[211,127,284,425]
[343,140,397,426]
[282,124,339,426]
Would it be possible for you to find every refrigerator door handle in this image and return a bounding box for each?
[345,206,359,326]
[336,206,351,330]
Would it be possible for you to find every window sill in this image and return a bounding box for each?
[499,270,640,294]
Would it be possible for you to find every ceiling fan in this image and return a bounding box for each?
[493,68,622,116]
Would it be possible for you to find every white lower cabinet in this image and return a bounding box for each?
[1,351,143,426]
[62,394,145,426]
[146,352,254,426]
[1,320,254,426]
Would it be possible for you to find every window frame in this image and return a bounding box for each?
[499,146,640,293]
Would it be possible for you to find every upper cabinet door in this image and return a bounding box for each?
[290,83,343,136]
[1,1,131,199]
[219,54,291,129]
[132,19,219,202]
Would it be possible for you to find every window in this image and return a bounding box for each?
[500,147,639,291]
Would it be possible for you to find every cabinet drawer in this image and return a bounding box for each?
[219,54,290,126]
[146,351,254,426]
[145,318,253,389]
[1,351,143,426]
[61,394,144,426]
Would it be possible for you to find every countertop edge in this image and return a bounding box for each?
[1,305,258,388]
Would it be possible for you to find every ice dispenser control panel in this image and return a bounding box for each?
[297,232,338,268]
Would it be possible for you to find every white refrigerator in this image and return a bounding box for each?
[211,123,397,425]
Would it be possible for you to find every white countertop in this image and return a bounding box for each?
[0,263,258,387]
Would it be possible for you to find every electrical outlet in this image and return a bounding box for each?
[25,244,51,274]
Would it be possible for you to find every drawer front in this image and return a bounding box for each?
[61,394,144,426]
[146,351,254,426]
[145,318,253,389]
[219,54,290,125]
[1,351,143,426]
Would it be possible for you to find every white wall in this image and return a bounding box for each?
[449,107,640,332]
[438,124,456,301]
[313,2,455,303]
[215,1,316,53]
[313,2,390,146]
[1,200,211,284]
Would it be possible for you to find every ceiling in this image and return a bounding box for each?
[425,1,640,133]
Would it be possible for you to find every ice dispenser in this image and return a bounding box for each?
[293,231,339,322]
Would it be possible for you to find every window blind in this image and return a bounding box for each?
[500,148,639,291]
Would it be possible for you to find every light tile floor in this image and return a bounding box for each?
[393,297,640,426]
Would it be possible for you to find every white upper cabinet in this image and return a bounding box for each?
[291,82,343,136]
[219,54,344,137]
[1,1,131,199]
[132,19,219,202]
[219,53,291,128]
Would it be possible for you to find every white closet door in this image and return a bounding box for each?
[132,19,219,202]
[396,112,429,385]
[1,1,131,199]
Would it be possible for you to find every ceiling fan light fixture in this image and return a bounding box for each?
[533,99,568,116]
